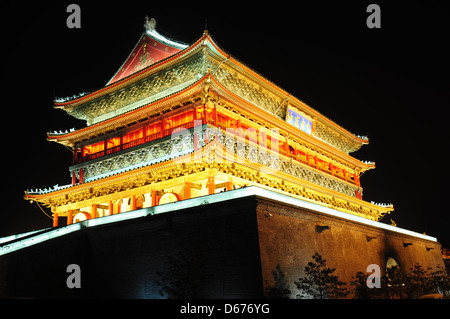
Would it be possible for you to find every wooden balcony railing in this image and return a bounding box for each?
[74,122,195,164]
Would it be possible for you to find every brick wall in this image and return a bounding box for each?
[256,198,444,298]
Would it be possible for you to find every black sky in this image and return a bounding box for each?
[2,1,449,246]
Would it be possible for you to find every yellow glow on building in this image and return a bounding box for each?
[24,19,393,227]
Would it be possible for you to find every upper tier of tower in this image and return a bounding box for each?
[52,18,368,155]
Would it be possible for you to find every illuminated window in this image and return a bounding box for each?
[123,128,144,144]
[164,119,172,130]
[179,111,193,125]
[107,137,121,149]
[195,107,204,119]
[145,122,161,136]
[82,141,105,156]
[172,114,180,127]
[217,114,229,127]
[170,111,194,128]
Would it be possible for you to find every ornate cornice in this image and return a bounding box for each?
[26,136,391,221]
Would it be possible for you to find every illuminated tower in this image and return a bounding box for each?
[24,17,393,227]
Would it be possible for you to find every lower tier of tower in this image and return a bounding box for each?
[1,187,442,298]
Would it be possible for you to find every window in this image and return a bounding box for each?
[217,114,229,127]
[182,110,193,125]
[107,137,121,149]
[82,141,104,157]
[145,122,161,136]
[164,119,172,130]
[123,128,144,144]
[195,107,204,120]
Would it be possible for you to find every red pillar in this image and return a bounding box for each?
[79,168,84,184]
[92,204,97,219]
[185,182,191,200]
[53,213,59,227]
[151,190,158,207]
[208,176,215,195]
[67,210,73,225]
[226,181,232,191]
[131,195,137,211]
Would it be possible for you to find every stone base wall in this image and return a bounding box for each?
[256,198,444,298]
[0,194,444,298]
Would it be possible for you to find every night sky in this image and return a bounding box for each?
[2,2,449,246]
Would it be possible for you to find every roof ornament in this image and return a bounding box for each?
[144,16,156,32]
[54,91,89,103]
